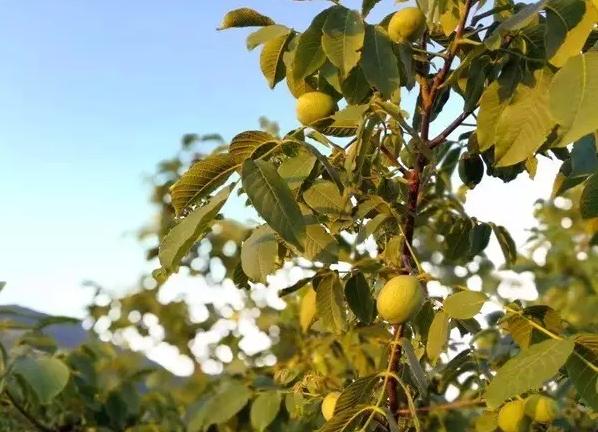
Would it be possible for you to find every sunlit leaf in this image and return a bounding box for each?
[484,338,575,409]
[260,32,294,88]
[12,356,70,404]
[250,391,281,432]
[159,186,232,275]
[219,8,275,30]
[242,160,306,251]
[444,291,487,319]
[315,272,346,334]
[322,6,365,77]
[550,51,598,146]
[241,225,279,283]
[170,153,238,215]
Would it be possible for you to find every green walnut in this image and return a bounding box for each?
[296,91,337,126]
[458,151,485,188]
[525,394,557,423]
[388,7,427,43]
[377,275,424,324]
[497,400,529,432]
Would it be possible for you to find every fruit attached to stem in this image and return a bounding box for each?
[497,400,529,432]
[296,91,337,126]
[388,7,427,43]
[377,275,424,324]
[525,394,557,423]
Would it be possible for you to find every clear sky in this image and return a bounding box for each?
[0,0,557,318]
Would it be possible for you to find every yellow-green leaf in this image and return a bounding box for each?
[426,310,450,365]
[550,51,598,146]
[250,391,281,432]
[241,225,279,283]
[477,81,511,152]
[229,130,279,163]
[219,8,275,30]
[484,338,575,409]
[260,32,293,89]
[322,6,365,77]
[12,356,70,404]
[241,160,306,251]
[493,69,555,166]
[549,1,598,67]
[443,291,487,319]
[315,272,346,334]
[159,186,232,275]
[170,153,238,215]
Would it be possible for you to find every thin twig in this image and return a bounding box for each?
[5,390,53,432]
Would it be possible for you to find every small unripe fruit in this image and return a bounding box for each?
[377,275,424,324]
[321,391,340,421]
[388,7,427,43]
[497,400,528,432]
[296,91,337,126]
[458,151,484,188]
[525,395,557,423]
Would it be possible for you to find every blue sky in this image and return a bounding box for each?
[0,0,556,318]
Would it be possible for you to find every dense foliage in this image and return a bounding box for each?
[2,0,598,430]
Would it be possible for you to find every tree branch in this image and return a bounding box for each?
[397,398,485,415]
[429,110,474,149]
[388,1,476,425]
[5,390,54,432]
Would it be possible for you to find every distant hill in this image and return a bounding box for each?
[0,304,88,349]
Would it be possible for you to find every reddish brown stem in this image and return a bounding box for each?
[429,110,474,149]
[387,0,475,425]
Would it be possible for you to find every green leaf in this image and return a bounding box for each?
[580,173,598,218]
[322,6,365,77]
[170,153,238,215]
[303,180,348,219]
[544,0,586,58]
[475,412,499,432]
[320,405,367,432]
[302,142,345,193]
[570,134,598,177]
[550,52,598,146]
[335,375,378,413]
[360,25,399,99]
[319,104,368,137]
[13,356,70,404]
[260,32,293,89]
[293,9,329,81]
[362,0,382,17]
[303,217,339,264]
[315,272,346,334]
[492,224,517,267]
[340,67,371,105]
[278,148,317,192]
[229,130,279,163]
[484,338,575,409]
[477,81,512,152]
[549,2,598,67]
[159,186,232,275]
[242,160,306,251]
[247,25,291,50]
[250,391,281,432]
[493,69,555,167]
[444,291,487,319]
[219,8,275,30]
[400,337,429,397]
[197,381,252,428]
[469,222,492,256]
[241,225,279,284]
[485,0,548,49]
[426,310,450,365]
[566,344,598,410]
[344,272,375,324]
